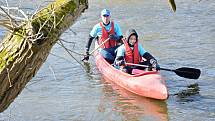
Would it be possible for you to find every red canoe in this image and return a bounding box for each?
[94,47,168,100]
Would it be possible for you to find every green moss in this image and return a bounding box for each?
[80,0,87,5]
[0,49,15,72]
[14,29,26,42]
[0,50,8,72]
[60,1,77,14]
[34,0,77,22]
[31,0,78,44]
[0,29,25,72]
[33,1,77,29]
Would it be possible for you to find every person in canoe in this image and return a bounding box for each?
[114,29,160,74]
[83,9,123,63]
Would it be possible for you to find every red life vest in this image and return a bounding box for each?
[98,21,117,48]
[124,40,139,64]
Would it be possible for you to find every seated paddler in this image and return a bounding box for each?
[114,29,160,74]
[83,9,123,63]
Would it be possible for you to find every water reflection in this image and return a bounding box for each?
[174,83,201,102]
[99,78,169,121]
[83,62,92,74]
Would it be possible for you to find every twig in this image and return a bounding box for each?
[0,19,14,30]
[0,10,26,21]
[36,10,54,38]
[48,65,57,81]
[59,38,76,44]
[30,1,43,20]
[59,38,76,48]
[56,40,85,56]
[58,39,87,71]
[0,6,16,28]
[6,68,12,87]
[50,52,74,62]
[0,6,28,20]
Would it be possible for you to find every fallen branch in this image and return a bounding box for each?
[0,0,88,112]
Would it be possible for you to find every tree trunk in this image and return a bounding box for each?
[0,0,88,112]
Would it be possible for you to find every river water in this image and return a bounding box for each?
[0,0,215,121]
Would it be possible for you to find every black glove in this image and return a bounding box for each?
[109,34,120,41]
[116,60,125,66]
[150,59,160,71]
[82,51,90,61]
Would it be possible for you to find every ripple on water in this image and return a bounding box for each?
[206,68,215,78]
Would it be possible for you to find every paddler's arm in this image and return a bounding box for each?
[83,35,95,61]
[142,52,160,70]
[83,23,101,61]
[115,56,125,66]
[85,35,95,53]
[115,45,126,66]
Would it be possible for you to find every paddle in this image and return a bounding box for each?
[126,63,201,79]
[82,38,110,61]
[89,38,110,55]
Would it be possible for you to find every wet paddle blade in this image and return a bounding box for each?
[174,67,201,79]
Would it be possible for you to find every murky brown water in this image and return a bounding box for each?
[0,0,215,121]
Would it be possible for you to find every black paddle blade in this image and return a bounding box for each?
[174,67,201,79]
